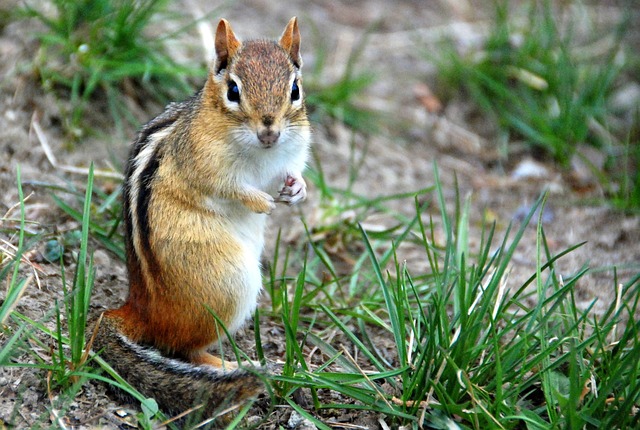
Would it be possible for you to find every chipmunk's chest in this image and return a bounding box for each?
[203,197,267,258]
[235,132,310,191]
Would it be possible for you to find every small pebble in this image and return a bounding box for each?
[288,410,317,430]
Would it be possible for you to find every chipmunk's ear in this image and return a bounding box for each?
[214,18,241,74]
[279,17,302,68]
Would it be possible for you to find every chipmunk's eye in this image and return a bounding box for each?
[291,80,300,102]
[227,80,240,103]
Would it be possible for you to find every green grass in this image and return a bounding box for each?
[49,178,125,261]
[0,167,180,429]
[22,0,205,137]
[2,159,639,428]
[605,133,640,212]
[435,1,629,165]
[265,167,640,428]
[0,167,32,364]
[433,0,639,210]
[304,21,378,134]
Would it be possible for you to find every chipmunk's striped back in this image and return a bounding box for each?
[122,99,188,314]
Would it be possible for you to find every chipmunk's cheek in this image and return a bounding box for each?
[231,125,259,149]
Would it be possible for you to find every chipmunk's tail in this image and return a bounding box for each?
[89,313,264,420]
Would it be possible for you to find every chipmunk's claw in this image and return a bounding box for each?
[276,174,306,205]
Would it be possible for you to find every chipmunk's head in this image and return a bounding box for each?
[209,17,308,150]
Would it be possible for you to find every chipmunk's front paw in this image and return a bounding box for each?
[276,174,307,206]
[245,191,276,214]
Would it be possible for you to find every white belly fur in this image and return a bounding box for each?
[204,196,266,333]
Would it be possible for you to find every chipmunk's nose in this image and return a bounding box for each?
[257,115,281,147]
[257,124,280,147]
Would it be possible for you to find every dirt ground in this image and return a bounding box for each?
[1,0,639,428]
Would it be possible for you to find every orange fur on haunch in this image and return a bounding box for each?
[92,17,311,419]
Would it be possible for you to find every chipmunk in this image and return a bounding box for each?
[91,17,310,419]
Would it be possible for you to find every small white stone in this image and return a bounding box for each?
[287,410,317,430]
[511,158,548,180]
